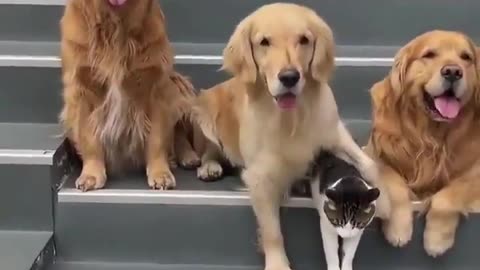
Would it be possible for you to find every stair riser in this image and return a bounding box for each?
[0,164,53,231]
[54,202,480,270]
[1,1,480,45]
[0,65,385,123]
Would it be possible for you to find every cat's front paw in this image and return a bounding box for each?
[382,205,413,247]
[341,265,352,270]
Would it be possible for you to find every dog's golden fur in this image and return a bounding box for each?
[365,30,480,256]
[60,0,199,191]
[192,4,389,270]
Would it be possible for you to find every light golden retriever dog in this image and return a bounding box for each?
[365,30,480,257]
[60,0,200,191]
[192,3,389,270]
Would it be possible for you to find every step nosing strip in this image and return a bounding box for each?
[58,188,432,212]
[0,0,64,5]
[58,188,315,208]
[0,55,394,67]
[0,149,55,165]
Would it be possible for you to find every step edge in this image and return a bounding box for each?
[58,187,430,212]
[0,149,55,165]
[0,0,64,5]
[0,54,394,67]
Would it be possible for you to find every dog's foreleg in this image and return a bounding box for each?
[242,165,292,270]
[333,121,391,219]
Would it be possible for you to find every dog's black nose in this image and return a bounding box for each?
[441,65,463,82]
[278,69,300,88]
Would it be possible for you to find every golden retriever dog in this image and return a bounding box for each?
[365,30,480,257]
[192,3,390,270]
[60,0,200,191]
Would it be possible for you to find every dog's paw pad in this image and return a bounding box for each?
[424,227,454,257]
[383,218,413,247]
[179,151,201,169]
[197,161,223,181]
[148,171,176,190]
[75,174,106,192]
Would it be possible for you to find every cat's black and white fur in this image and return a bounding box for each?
[310,151,380,270]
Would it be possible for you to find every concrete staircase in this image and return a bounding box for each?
[1,0,480,270]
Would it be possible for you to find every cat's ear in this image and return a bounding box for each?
[325,188,339,202]
[367,188,380,202]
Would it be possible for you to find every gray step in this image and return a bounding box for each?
[0,230,54,270]
[0,41,390,123]
[0,123,61,231]
[0,0,479,45]
[0,123,60,270]
[51,121,480,270]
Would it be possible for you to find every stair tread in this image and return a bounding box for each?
[0,122,61,150]
[0,230,52,270]
[58,119,371,193]
[48,262,260,270]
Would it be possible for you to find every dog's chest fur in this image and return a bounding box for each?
[240,85,340,178]
[92,81,149,170]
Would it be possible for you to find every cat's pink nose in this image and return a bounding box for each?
[108,0,127,6]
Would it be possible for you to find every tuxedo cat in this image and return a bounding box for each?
[310,151,380,270]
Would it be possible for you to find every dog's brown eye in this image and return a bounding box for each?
[422,50,436,59]
[460,52,472,62]
[260,38,270,47]
[299,35,309,45]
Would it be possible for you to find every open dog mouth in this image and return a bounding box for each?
[423,88,461,121]
[274,93,297,110]
[108,0,127,7]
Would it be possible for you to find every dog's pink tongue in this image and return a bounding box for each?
[108,0,127,6]
[434,96,460,119]
[276,95,297,110]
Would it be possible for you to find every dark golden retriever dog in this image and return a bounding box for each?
[60,0,199,191]
[365,30,480,256]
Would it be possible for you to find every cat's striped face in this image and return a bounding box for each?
[322,176,380,237]
[323,199,376,236]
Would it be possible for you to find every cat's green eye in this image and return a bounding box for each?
[363,205,373,214]
[326,201,336,211]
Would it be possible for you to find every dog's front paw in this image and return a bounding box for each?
[265,263,292,270]
[424,227,455,257]
[197,160,223,181]
[179,150,201,169]
[382,206,413,247]
[423,205,459,257]
[148,169,176,190]
[76,173,107,192]
[168,155,178,169]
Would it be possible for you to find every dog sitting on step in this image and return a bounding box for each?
[60,0,200,191]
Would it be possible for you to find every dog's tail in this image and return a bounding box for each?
[168,71,197,122]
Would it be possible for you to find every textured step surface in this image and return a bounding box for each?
[0,230,53,270]
[0,0,479,45]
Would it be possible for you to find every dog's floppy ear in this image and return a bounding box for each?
[308,12,335,83]
[222,17,257,83]
[470,44,480,107]
[389,42,414,93]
